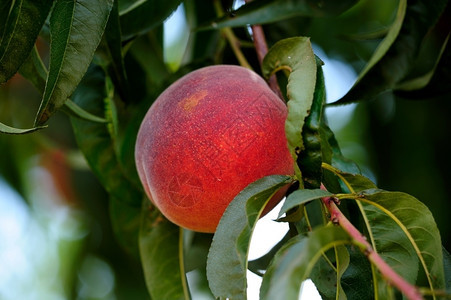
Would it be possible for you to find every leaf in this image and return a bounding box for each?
[199,0,358,30]
[119,0,182,41]
[278,188,332,219]
[35,0,114,125]
[70,65,141,206]
[206,175,293,300]
[139,201,190,300]
[332,0,448,104]
[101,0,130,102]
[262,37,317,181]
[309,245,350,300]
[0,0,52,83]
[357,189,445,295]
[109,196,142,258]
[0,121,46,134]
[61,99,109,123]
[260,226,352,300]
[298,57,326,188]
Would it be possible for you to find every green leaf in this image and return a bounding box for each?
[260,226,352,300]
[200,0,358,30]
[298,57,326,188]
[278,188,332,219]
[139,201,190,300]
[35,0,114,125]
[0,0,52,83]
[0,120,46,134]
[206,175,293,300]
[18,45,47,93]
[262,37,317,181]
[357,189,445,295]
[61,99,108,123]
[101,0,130,102]
[109,196,142,258]
[70,65,141,206]
[0,1,13,38]
[309,245,350,300]
[332,0,448,104]
[119,0,182,41]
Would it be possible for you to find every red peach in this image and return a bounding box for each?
[135,65,294,233]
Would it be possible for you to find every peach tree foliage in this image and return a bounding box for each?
[0,0,450,299]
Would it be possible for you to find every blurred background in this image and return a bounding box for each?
[0,0,449,298]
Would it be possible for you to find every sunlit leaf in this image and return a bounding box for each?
[119,0,182,41]
[35,0,114,125]
[332,0,448,104]
[200,0,358,30]
[139,201,190,300]
[262,37,317,180]
[261,226,352,300]
[0,121,46,134]
[0,0,52,83]
[207,175,293,300]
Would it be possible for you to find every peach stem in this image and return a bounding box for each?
[320,186,423,300]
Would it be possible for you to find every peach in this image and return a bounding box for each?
[135,65,294,233]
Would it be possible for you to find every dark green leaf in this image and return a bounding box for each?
[70,65,141,206]
[61,99,108,123]
[0,1,13,38]
[18,45,47,93]
[109,196,142,258]
[206,175,293,300]
[119,0,182,41]
[0,0,52,83]
[262,37,317,180]
[139,201,190,300]
[261,226,352,300]
[332,0,448,104]
[200,0,358,30]
[278,188,332,219]
[0,121,46,134]
[35,0,114,125]
[101,0,130,102]
[310,245,350,300]
[298,57,326,188]
[357,189,445,294]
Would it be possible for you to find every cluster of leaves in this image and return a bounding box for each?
[0,0,449,299]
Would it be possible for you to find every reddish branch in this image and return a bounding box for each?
[321,192,423,300]
[245,1,283,100]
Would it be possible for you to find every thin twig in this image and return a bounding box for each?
[320,188,423,300]
[244,1,283,99]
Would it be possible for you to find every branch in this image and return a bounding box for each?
[320,188,423,300]
[244,1,283,99]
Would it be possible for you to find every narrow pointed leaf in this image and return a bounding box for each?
[298,58,326,188]
[101,0,130,102]
[119,0,182,41]
[332,0,448,104]
[278,188,332,219]
[18,45,48,93]
[262,37,317,179]
[35,0,113,125]
[357,189,445,295]
[140,201,190,300]
[0,121,46,134]
[200,0,358,30]
[261,226,352,300]
[70,65,141,206]
[206,175,293,300]
[0,0,52,83]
